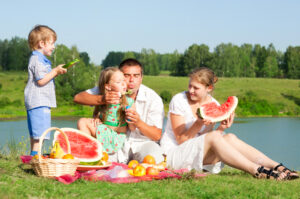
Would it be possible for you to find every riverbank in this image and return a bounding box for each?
[0,72,299,118]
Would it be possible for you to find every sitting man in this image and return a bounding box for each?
[73,58,165,164]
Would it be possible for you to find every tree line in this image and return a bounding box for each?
[0,37,92,71]
[102,44,300,79]
[1,37,299,79]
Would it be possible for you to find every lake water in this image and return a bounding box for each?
[1,117,300,170]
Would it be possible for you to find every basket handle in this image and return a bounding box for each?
[38,127,71,159]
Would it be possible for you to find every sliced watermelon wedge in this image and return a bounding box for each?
[197,96,238,122]
[53,128,102,162]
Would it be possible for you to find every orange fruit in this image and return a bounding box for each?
[62,154,74,159]
[32,155,39,159]
[142,155,156,164]
[128,160,139,169]
[146,167,159,176]
[133,165,146,176]
[101,152,109,162]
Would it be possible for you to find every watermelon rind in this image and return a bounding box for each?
[198,96,238,122]
[53,128,102,162]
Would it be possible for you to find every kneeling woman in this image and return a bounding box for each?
[160,67,298,180]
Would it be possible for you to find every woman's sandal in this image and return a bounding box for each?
[274,163,299,180]
[254,166,282,180]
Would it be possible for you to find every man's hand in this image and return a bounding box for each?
[104,91,121,104]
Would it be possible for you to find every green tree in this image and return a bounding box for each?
[169,50,181,72]
[261,44,279,77]
[3,37,30,71]
[102,51,124,68]
[261,56,278,77]
[239,44,256,77]
[277,51,285,78]
[140,48,160,75]
[123,51,136,60]
[171,55,186,76]
[51,45,99,104]
[283,46,300,79]
[253,45,268,77]
[212,43,241,77]
[172,44,211,76]
[79,52,90,66]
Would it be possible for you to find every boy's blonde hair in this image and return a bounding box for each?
[28,25,57,50]
[93,67,129,125]
[189,67,218,88]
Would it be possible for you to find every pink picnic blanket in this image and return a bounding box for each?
[21,155,206,184]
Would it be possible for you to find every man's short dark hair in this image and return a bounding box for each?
[119,58,143,74]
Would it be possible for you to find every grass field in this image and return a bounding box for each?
[0,156,300,199]
[0,71,300,119]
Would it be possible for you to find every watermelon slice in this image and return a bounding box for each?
[197,96,238,122]
[62,58,80,69]
[53,128,102,162]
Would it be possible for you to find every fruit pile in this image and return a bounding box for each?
[127,154,167,177]
[32,141,75,160]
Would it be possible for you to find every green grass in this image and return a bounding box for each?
[0,71,300,119]
[1,157,300,199]
[159,70,171,76]
[143,76,300,116]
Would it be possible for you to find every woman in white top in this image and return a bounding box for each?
[160,67,298,180]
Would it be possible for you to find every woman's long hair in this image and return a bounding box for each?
[93,67,128,126]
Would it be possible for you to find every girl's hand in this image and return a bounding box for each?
[196,117,213,126]
[217,112,235,131]
[125,106,140,126]
[92,118,102,127]
[196,118,215,135]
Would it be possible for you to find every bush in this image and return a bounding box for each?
[17,76,24,81]
[0,97,11,107]
[160,90,172,104]
[237,91,279,116]
[12,99,22,107]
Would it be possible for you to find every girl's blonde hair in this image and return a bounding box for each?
[93,67,128,125]
[189,67,218,88]
[28,25,57,50]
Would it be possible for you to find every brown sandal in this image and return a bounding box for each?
[254,166,285,180]
[274,163,299,180]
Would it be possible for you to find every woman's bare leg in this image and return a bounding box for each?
[204,131,287,180]
[204,131,260,175]
[223,133,278,168]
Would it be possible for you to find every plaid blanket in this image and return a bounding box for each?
[21,155,206,184]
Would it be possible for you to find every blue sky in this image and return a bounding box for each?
[1,0,300,64]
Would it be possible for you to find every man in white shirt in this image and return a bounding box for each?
[73,58,165,163]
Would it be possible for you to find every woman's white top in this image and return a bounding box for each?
[160,91,219,153]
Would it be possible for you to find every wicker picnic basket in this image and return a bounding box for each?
[30,127,80,178]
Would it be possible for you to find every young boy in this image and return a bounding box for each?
[24,25,67,156]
